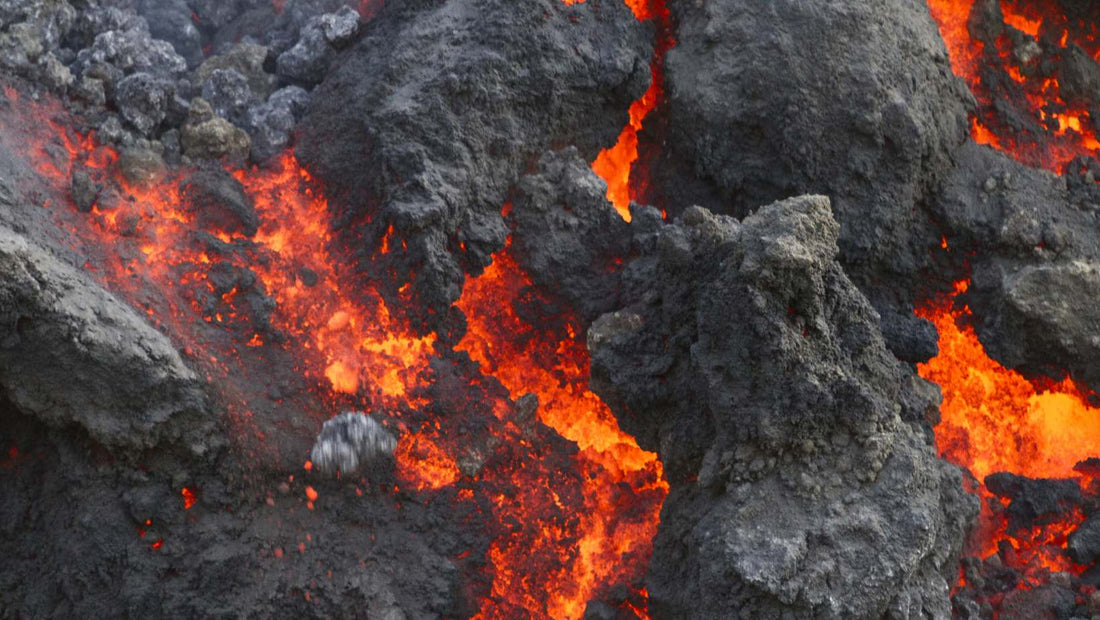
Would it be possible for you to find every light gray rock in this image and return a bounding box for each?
[310,412,397,475]
[0,224,216,454]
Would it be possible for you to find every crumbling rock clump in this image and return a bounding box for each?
[587,196,977,618]
[295,0,654,330]
[651,0,972,353]
[309,411,397,476]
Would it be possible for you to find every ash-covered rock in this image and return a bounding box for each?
[649,0,972,347]
[511,148,631,323]
[245,85,310,162]
[275,7,359,85]
[935,142,1100,394]
[295,0,653,330]
[200,68,253,124]
[588,196,977,618]
[309,411,397,476]
[0,223,216,455]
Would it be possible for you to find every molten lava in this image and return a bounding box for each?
[589,0,675,221]
[926,0,1100,172]
[917,282,1099,579]
[1,63,666,617]
[457,247,666,618]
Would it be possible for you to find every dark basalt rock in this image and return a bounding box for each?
[646,0,973,359]
[180,167,260,237]
[936,142,1100,394]
[0,223,217,455]
[511,148,632,324]
[295,0,654,332]
[588,195,977,618]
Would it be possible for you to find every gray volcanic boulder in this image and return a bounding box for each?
[935,142,1100,393]
[589,196,976,618]
[658,0,972,310]
[295,0,653,330]
[511,148,632,324]
[0,224,216,454]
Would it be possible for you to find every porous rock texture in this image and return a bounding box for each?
[0,222,216,455]
[652,0,973,353]
[295,0,653,331]
[934,142,1100,393]
[587,196,977,618]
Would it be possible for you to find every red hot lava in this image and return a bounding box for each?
[917,282,1100,581]
[927,0,1100,171]
[0,0,670,609]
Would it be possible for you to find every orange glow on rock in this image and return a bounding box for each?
[181,487,196,510]
[588,0,674,221]
[917,287,1100,482]
[917,282,1099,579]
[394,432,460,491]
[458,248,666,619]
[926,0,1100,172]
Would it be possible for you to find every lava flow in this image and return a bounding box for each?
[917,282,1100,579]
[589,0,675,221]
[1,61,665,619]
[926,0,1100,172]
[458,247,666,618]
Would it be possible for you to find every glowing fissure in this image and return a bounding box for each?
[926,0,1100,172]
[457,248,666,619]
[589,0,675,221]
[3,77,664,618]
[917,281,1100,580]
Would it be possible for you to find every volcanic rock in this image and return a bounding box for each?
[589,195,976,618]
[998,586,1077,620]
[1069,514,1100,565]
[985,473,1083,533]
[0,224,216,454]
[133,0,203,68]
[320,6,359,48]
[117,146,167,186]
[180,167,259,237]
[652,0,972,337]
[274,14,335,85]
[511,148,631,323]
[245,85,310,162]
[295,0,653,330]
[195,42,276,101]
[181,98,251,160]
[200,68,253,123]
[70,169,98,213]
[114,72,176,135]
[937,142,1100,392]
[309,411,397,476]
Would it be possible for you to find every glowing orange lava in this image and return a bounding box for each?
[458,248,666,619]
[589,0,674,221]
[926,0,1100,172]
[917,281,1098,577]
[1,77,666,618]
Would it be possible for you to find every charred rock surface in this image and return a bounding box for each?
[511,148,632,325]
[0,401,471,619]
[0,222,217,455]
[649,0,972,355]
[588,196,977,617]
[295,0,653,330]
[935,142,1100,394]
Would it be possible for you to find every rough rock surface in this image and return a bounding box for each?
[309,411,397,476]
[511,148,631,324]
[935,142,1100,393]
[652,0,972,343]
[0,223,215,454]
[295,0,653,330]
[588,196,976,618]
